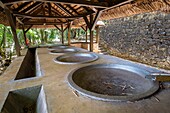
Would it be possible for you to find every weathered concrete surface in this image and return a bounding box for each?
[0,48,170,113]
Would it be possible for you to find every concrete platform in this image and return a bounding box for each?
[0,48,170,113]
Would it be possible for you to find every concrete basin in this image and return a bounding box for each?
[50,48,78,54]
[68,64,159,102]
[48,45,70,50]
[54,52,98,64]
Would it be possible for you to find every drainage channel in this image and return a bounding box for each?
[1,85,48,113]
[15,48,42,80]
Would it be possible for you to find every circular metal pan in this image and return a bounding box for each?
[48,45,71,50]
[50,48,78,54]
[68,64,159,102]
[54,52,99,64]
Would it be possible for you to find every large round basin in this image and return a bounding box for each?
[68,64,159,102]
[50,48,78,54]
[48,45,70,50]
[54,52,98,64]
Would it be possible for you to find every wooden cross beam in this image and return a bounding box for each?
[83,9,102,30]
[2,0,109,8]
[25,25,33,33]
[13,12,87,19]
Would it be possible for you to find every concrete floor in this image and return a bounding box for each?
[0,47,170,113]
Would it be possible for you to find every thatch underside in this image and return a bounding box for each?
[0,0,170,28]
[73,0,170,26]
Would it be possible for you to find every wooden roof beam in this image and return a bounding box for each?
[47,3,52,16]
[20,2,43,14]
[66,4,79,15]
[2,0,108,8]
[14,2,32,12]
[24,22,67,25]
[55,3,74,16]
[14,12,87,19]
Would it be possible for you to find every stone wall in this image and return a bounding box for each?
[100,11,170,70]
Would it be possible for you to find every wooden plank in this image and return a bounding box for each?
[4,8,21,56]
[3,0,109,8]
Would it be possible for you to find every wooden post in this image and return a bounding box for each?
[90,14,94,52]
[61,24,64,44]
[4,8,21,56]
[67,22,71,46]
[86,26,88,42]
[22,25,28,46]
[96,26,99,43]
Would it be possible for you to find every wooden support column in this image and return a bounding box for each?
[4,8,21,56]
[81,25,88,42]
[22,25,33,46]
[22,25,27,46]
[54,24,68,44]
[86,26,88,42]
[67,22,71,46]
[96,26,99,43]
[61,24,64,44]
[89,14,94,52]
[83,9,102,52]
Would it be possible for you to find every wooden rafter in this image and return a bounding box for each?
[66,4,79,15]
[22,4,44,23]
[20,2,43,14]
[55,3,74,16]
[47,3,51,16]
[13,2,32,12]
[2,0,109,8]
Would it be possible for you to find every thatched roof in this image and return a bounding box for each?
[0,0,170,29]
[73,0,170,26]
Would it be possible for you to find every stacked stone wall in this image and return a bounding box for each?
[100,11,170,69]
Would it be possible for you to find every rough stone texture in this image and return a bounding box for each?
[100,11,170,70]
